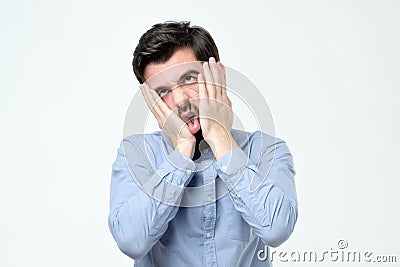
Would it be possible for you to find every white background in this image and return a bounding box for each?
[1,0,399,266]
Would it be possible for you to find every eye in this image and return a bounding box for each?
[158,88,170,98]
[182,75,197,84]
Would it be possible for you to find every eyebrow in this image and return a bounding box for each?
[153,69,200,94]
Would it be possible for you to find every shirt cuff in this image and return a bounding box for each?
[158,150,196,186]
[215,147,248,178]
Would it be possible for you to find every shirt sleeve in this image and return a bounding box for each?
[215,133,298,247]
[108,137,195,259]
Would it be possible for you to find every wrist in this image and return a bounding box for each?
[206,133,238,160]
[175,138,196,159]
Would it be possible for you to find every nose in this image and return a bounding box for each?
[171,87,189,107]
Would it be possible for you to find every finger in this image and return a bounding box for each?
[144,84,173,115]
[198,73,208,100]
[140,83,156,110]
[151,91,172,117]
[141,83,160,113]
[198,73,209,116]
[203,61,216,100]
[140,88,163,128]
[141,84,189,139]
[217,62,227,87]
[226,96,232,108]
[209,57,222,101]
[217,62,229,105]
[142,86,186,130]
[140,83,166,121]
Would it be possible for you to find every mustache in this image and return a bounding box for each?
[177,101,199,117]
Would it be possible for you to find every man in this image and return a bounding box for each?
[108,21,298,266]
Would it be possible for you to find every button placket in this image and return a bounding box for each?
[202,165,217,266]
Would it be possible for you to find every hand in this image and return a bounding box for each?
[198,58,238,160]
[140,83,196,158]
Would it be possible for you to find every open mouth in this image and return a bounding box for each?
[180,111,200,134]
[178,102,201,134]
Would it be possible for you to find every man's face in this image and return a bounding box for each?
[143,47,203,134]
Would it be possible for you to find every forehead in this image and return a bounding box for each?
[143,47,203,87]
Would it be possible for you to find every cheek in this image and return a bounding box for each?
[185,85,199,98]
[192,84,199,94]
[162,96,176,110]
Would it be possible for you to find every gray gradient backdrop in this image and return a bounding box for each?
[1,0,399,266]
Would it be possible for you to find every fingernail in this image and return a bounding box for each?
[209,57,215,62]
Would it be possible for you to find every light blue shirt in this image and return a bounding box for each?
[108,129,298,266]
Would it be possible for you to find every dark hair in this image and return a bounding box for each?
[132,21,220,83]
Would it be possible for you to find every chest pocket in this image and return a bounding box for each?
[218,194,250,241]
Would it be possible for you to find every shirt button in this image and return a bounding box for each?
[207,196,213,202]
[206,232,211,238]
[203,148,209,153]
[221,165,228,172]
[185,169,192,175]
